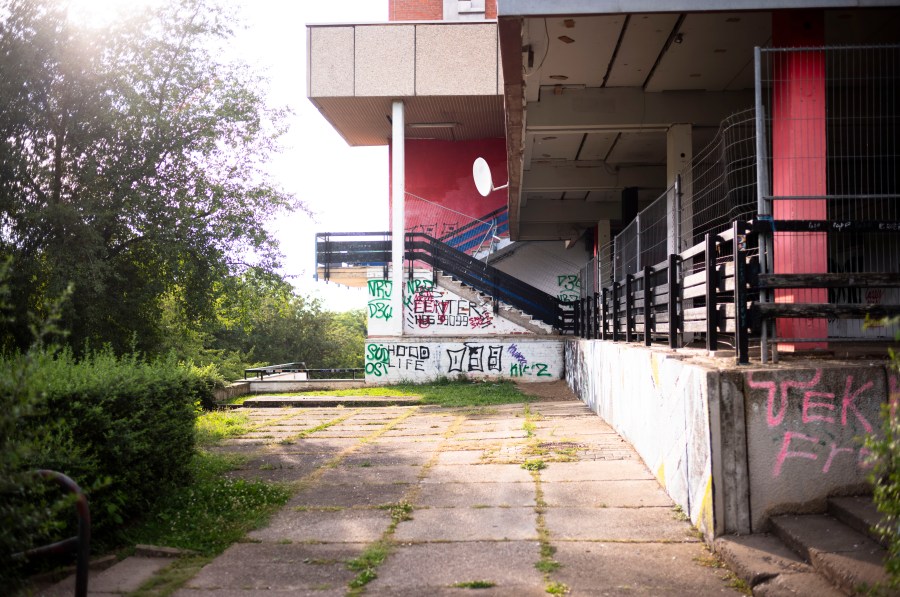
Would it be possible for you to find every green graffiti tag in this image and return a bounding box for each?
[365,343,389,376]
[367,279,393,320]
[510,363,552,378]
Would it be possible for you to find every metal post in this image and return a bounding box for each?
[755,47,774,364]
[675,174,682,253]
[667,254,679,349]
[612,282,620,342]
[643,265,653,346]
[574,300,581,337]
[601,287,608,340]
[593,292,600,340]
[625,274,634,343]
[705,233,719,352]
[733,221,750,364]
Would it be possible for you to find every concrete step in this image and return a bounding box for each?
[828,495,888,548]
[771,513,889,595]
[43,554,174,596]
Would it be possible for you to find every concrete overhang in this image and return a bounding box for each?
[307,21,505,146]
[497,4,900,241]
[497,0,900,17]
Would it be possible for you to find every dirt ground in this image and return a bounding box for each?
[514,379,579,402]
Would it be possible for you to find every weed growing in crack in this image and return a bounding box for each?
[453,580,497,589]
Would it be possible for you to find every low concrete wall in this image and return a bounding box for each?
[247,378,367,393]
[366,336,563,383]
[566,339,897,538]
[566,341,717,539]
[741,365,888,529]
[213,382,251,403]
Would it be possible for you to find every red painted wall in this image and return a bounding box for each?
[389,0,497,21]
[389,138,507,238]
[771,10,828,349]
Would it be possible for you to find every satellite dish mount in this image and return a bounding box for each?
[472,157,509,197]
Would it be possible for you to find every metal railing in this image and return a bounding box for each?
[13,470,91,597]
[315,231,565,330]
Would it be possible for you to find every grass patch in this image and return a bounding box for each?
[195,410,252,446]
[129,555,212,597]
[347,541,390,589]
[522,459,547,471]
[546,581,570,594]
[124,451,290,555]
[270,379,529,408]
[453,580,497,589]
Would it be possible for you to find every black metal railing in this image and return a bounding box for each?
[576,218,900,364]
[13,470,91,597]
[315,231,565,330]
[406,232,563,329]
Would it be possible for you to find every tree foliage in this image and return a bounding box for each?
[0,0,301,353]
[159,270,367,378]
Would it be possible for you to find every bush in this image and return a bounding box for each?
[866,317,900,591]
[4,349,203,551]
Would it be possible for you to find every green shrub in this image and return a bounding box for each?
[865,317,900,591]
[14,349,201,546]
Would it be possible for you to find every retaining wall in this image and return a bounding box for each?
[566,339,897,538]
[366,336,563,383]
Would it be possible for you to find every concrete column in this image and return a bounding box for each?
[667,124,692,254]
[391,100,405,337]
[772,10,827,351]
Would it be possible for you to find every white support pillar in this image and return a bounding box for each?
[391,100,405,337]
[666,124,692,254]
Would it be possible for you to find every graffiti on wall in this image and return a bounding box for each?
[365,343,431,377]
[507,343,550,377]
[365,340,563,382]
[404,279,496,330]
[746,369,883,478]
[557,274,581,302]
[407,221,460,237]
[367,279,393,321]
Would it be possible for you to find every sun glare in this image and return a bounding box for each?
[66,0,161,28]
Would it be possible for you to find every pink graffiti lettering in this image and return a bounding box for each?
[822,443,855,473]
[747,369,823,428]
[773,431,819,478]
[841,376,874,434]
[802,391,835,424]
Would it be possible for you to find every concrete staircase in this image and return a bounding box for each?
[435,271,556,335]
[716,495,891,596]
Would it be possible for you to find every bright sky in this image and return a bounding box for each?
[230,1,390,312]
[69,0,390,312]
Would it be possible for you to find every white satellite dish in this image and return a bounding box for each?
[472,157,508,197]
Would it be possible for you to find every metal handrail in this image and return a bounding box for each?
[13,470,90,597]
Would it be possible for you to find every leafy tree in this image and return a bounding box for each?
[158,270,367,378]
[0,0,302,354]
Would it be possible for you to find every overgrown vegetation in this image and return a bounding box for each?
[123,451,290,555]
[865,316,900,591]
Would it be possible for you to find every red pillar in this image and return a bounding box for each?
[771,11,828,351]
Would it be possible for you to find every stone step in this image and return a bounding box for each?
[828,495,888,549]
[44,555,174,596]
[771,513,889,595]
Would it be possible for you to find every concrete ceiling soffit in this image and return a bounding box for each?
[523,163,665,192]
[525,87,754,134]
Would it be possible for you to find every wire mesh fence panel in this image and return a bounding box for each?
[681,109,758,262]
[639,189,669,270]
[759,44,900,341]
[615,218,639,280]
[404,192,510,259]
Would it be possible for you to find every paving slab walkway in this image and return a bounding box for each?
[172,384,742,596]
